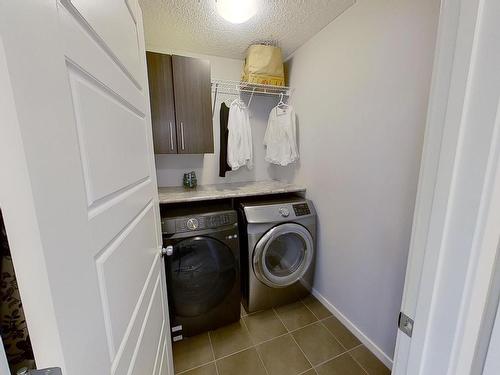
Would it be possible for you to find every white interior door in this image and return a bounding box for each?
[393,0,500,373]
[0,1,172,374]
[483,300,500,375]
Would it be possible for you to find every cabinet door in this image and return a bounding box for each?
[172,55,214,154]
[146,52,178,154]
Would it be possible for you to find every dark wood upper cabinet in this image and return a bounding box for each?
[146,52,214,154]
[171,55,214,154]
[146,52,177,154]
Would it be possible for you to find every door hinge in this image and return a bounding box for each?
[398,312,414,338]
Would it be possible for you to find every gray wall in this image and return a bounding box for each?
[273,0,440,360]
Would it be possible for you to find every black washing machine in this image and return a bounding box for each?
[161,204,240,341]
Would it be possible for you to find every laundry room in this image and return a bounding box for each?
[9,0,500,374]
[141,0,439,374]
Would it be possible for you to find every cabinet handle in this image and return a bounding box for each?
[180,122,185,150]
[169,122,174,150]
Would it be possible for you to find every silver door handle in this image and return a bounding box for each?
[161,245,173,257]
[180,122,185,150]
[169,122,174,150]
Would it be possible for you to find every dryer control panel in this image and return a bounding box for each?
[293,203,311,216]
[242,199,315,223]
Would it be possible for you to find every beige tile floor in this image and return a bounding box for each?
[173,295,390,375]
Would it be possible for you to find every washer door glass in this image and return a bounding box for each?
[254,223,314,288]
[169,236,236,317]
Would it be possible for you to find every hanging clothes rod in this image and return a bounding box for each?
[211,79,294,118]
[211,79,293,97]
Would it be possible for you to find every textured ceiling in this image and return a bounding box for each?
[139,0,355,59]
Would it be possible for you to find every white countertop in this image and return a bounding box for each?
[158,180,306,204]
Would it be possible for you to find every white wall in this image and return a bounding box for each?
[147,45,280,187]
[273,0,440,361]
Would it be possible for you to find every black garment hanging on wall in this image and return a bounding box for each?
[219,102,231,177]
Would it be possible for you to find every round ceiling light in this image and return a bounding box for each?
[216,0,257,24]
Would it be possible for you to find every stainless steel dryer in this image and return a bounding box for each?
[239,196,316,313]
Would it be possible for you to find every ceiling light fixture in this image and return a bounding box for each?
[216,0,257,24]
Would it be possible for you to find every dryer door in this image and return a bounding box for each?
[253,223,314,288]
[168,236,237,317]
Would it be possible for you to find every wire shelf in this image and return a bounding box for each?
[211,79,293,97]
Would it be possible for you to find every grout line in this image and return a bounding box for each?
[250,330,289,346]
[301,297,322,321]
[272,307,290,332]
[274,303,323,332]
[298,298,325,326]
[318,319,350,352]
[273,306,316,373]
[177,328,365,375]
[347,348,371,375]
[174,332,215,374]
[240,318,270,375]
[207,332,220,375]
[306,343,368,375]
[287,318,320,333]
[347,343,364,352]
[240,304,249,317]
[312,350,349,368]
[175,298,365,375]
[243,307,267,318]
[176,360,215,375]
[294,298,365,374]
[239,316,257,346]
[289,328,315,372]
[300,296,352,358]
[248,310,331,347]
[207,332,216,360]
[205,321,257,362]
[308,297,361,354]
[312,343,365,372]
[301,298,335,330]
[211,343,254,362]
[297,368,317,375]
[311,288,393,369]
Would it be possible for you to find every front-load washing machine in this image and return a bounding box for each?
[162,203,240,340]
[239,196,316,313]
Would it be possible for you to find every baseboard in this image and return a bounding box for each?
[311,288,394,369]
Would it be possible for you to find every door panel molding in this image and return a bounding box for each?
[112,259,163,374]
[89,178,153,251]
[153,281,169,374]
[128,273,164,374]
[59,3,146,114]
[95,202,156,355]
[67,65,150,206]
[61,0,143,89]
[154,333,169,375]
